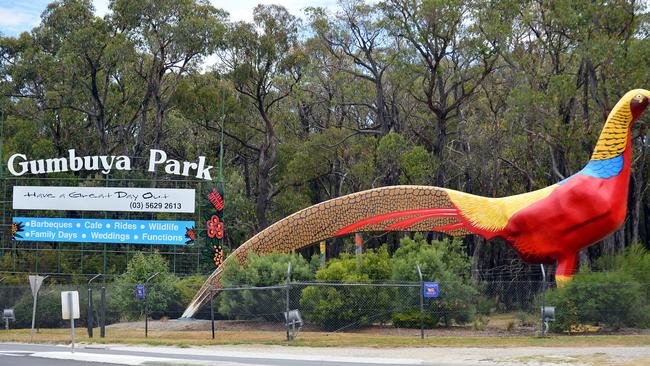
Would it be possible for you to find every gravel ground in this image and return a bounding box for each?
[107,319,650,338]
[107,319,538,336]
[100,343,650,366]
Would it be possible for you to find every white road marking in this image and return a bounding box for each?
[29,351,261,365]
[0,351,32,357]
[110,346,424,364]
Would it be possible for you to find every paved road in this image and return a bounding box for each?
[2,342,650,366]
[0,343,431,366]
[0,351,123,366]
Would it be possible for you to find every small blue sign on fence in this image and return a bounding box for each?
[136,284,145,299]
[423,282,439,298]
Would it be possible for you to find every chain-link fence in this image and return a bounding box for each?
[0,278,553,339]
[2,276,646,340]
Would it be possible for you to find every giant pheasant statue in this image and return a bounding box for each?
[182,89,650,318]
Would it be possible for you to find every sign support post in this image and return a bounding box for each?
[319,241,326,268]
[416,265,424,340]
[29,275,47,342]
[144,272,160,338]
[87,274,102,338]
[539,264,547,337]
[61,291,80,353]
[69,292,76,353]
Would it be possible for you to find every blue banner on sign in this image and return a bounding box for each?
[136,284,145,299]
[423,282,439,298]
[12,217,193,245]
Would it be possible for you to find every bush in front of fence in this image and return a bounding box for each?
[392,311,438,328]
[546,271,649,332]
[391,234,477,327]
[300,247,396,331]
[218,251,313,321]
[594,243,650,300]
[11,284,123,328]
[13,288,70,328]
[111,252,179,320]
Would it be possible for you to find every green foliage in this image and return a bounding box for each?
[169,275,207,317]
[392,311,437,328]
[300,247,395,330]
[392,234,477,327]
[218,252,313,321]
[220,252,313,287]
[546,271,648,332]
[544,245,650,332]
[111,252,179,320]
[313,246,392,282]
[13,289,67,328]
[594,243,650,299]
[376,133,436,185]
[11,285,122,328]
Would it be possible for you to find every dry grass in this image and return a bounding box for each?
[2,328,650,348]
[512,354,650,366]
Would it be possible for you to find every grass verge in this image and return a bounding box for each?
[1,328,650,348]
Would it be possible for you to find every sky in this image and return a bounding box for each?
[0,0,339,37]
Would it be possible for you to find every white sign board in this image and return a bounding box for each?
[13,186,195,213]
[29,275,45,297]
[61,291,80,320]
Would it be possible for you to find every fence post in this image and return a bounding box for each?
[285,262,292,341]
[145,292,148,338]
[539,264,546,337]
[87,274,102,338]
[99,286,106,338]
[87,287,93,338]
[144,272,160,338]
[210,285,215,339]
[416,264,424,340]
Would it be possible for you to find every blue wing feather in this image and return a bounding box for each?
[559,155,623,185]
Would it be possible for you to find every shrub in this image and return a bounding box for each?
[391,234,477,327]
[392,311,438,328]
[299,247,396,330]
[111,252,180,321]
[169,275,207,318]
[516,311,535,327]
[13,288,68,328]
[594,243,650,300]
[546,271,648,332]
[12,285,120,328]
[218,252,313,321]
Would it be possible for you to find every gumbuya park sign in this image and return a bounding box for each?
[7,149,214,180]
[8,148,224,252]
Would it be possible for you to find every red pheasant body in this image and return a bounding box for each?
[503,146,631,276]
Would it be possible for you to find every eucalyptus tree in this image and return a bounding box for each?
[381,0,507,186]
[40,0,140,155]
[218,4,307,230]
[0,0,137,156]
[110,0,226,156]
[307,1,399,137]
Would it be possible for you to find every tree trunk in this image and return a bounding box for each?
[433,113,447,186]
